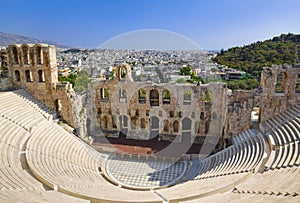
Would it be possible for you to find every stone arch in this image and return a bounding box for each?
[14,70,21,82]
[138,88,146,103]
[183,90,191,105]
[182,117,192,131]
[150,89,159,106]
[275,72,287,93]
[119,89,126,102]
[163,119,170,132]
[21,45,29,65]
[115,64,132,81]
[119,115,128,133]
[38,69,45,82]
[173,120,179,133]
[182,117,192,142]
[150,116,159,139]
[100,88,108,101]
[35,46,43,65]
[119,67,127,80]
[162,89,170,104]
[54,99,62,112]
[11,46,18,64]
[25,70,33,82]
[140,118,146,129]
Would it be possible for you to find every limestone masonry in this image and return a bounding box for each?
[2,43,300,151]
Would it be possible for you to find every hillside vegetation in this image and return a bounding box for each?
[213,33,300,79]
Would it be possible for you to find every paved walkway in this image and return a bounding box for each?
[105,155,187,189]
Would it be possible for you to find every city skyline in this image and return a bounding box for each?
[1,0,299,50]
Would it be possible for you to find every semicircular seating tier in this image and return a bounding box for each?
[0,90,299,202]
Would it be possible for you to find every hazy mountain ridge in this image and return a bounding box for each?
[0,31,70,48]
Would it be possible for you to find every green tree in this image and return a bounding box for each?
[179,66,191,76]
[74,71,91,93]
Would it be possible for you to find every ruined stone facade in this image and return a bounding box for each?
[5,44,75,127]
[90,64,227,147]
[2,44,300,150]
[259,65,300,123]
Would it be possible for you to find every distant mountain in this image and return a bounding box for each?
[0,31,71,48]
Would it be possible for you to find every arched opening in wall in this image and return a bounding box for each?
[22,46,29,65]
[295,74,300,93]
[119,67,127,80]
[101,116,108,129]
[251,106,260,129]
[54,99,62,117]
[275,72,287,93]
[25,70,33,82]
[163,120,170,133]
[38,70,45,82]
[119,89,127,102]
[14,70,21,82]
[150,116,159,139]
[173,120,179,133]
[36,46,42,65]
[140,118,146,129]
[12,46,18,64]
[138,89,146,103]
[162,89,170,104]
[100,88,108,101]
[182,118,192,142]
[150,89,159,106]
[1,67,9,77]
[183,90,191,105]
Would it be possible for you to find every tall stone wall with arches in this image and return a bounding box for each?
[6,44,75,127]
[3,43,300,151]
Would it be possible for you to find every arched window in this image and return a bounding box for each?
[14,70,20,82]
[296,74,300,93]
[22,46,29,65]
[138,89,146,104]
[163,120,170,132]
[100,88,108,101]
[183,90,191,105]
[162,89,170,104]
[119,67,127,80]
[54,99,62,112]
[36,46,42,65]
[140,118,146,129]
[173,120,179,133]
[120,115,128,128]
[182,118,192,131]
[38,70,45,82]
[12,46,18,64]
[150,89,159,106]
[275,72,287,93]
[25,70,33,82]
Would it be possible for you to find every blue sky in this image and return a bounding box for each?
[1,0,299,50]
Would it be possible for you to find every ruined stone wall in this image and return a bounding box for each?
[5,44,300,151]
[6,44,75,127]
[224,90,258,140]
[260,65,300,123]
[90,64,227,147]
